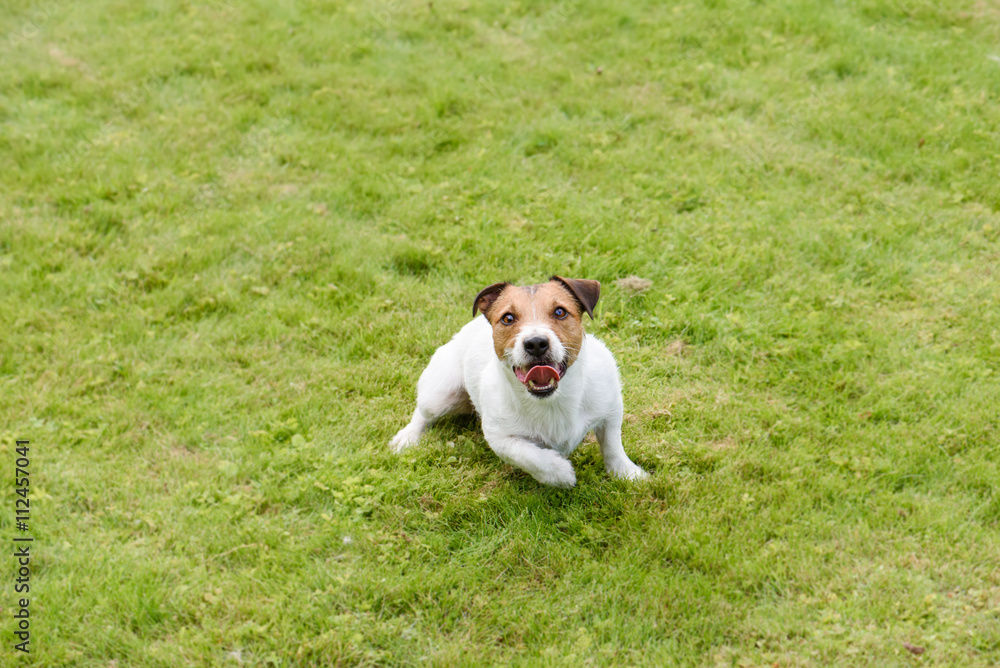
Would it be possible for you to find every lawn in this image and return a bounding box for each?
[1,0,999,665]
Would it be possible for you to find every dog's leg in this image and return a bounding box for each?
[390,340,472,453]
[596,417,648,481]
[389,408,429,453]
[482,429,577,488]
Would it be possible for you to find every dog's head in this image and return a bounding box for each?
[473,276,600,398]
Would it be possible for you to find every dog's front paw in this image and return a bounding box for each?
[607,460,649,481]
[389,425,421,453]
[533,451,577,488]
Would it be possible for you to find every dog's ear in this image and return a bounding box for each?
[473,281,511,317]
[551,276,600,319]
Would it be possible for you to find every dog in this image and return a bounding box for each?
[390,276,648,488]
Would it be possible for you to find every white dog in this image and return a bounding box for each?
[390,276,647,488]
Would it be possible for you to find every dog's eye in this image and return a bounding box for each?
[554,307,567,319]
[500,313,515,325]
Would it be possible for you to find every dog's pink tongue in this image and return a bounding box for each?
[524,365,560,385]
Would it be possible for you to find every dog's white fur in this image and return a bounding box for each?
[390,315,647,488]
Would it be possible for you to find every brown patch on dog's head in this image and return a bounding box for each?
[484,285,535,361]
[530,280,587,366]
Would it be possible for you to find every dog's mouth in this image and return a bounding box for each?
[513,363,567,397]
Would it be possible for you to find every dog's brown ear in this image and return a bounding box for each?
[473,281,511,317]
[551,276,600,319]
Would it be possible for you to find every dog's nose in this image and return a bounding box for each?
[524,336,550,358]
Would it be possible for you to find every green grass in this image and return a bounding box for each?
[2,0,999,664]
